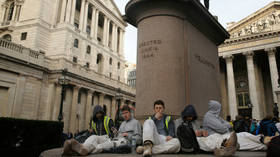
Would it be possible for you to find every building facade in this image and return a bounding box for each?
[0,0,136,133]
[219,1,280,120]
[124,62,136,87]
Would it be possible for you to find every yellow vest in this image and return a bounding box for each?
[91,116,110,136]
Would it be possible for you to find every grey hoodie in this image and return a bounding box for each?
[202,100,232,135]
[117,118,142,144]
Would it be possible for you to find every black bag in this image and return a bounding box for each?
[74,130,92,143]
[177,122,200,153]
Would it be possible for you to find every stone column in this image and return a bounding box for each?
[79,0,85,30]
[83,1,89,33]
[44,83,55,120]
[111,97,117,120]
[65,0,72,23]
[63,87,73,133]
[52,84,62,121]
[0,4,7,24]
[223,55,238,119]
[119,29,124,56]
[106,20,111,47]
[99,93,105,105]
[244,51,262,120]
[275,91,280,114]
[102,17,108,45]
[52,0,60,27]
[94,10,99,40]
[70,0,77,25]
[12,75,26,118]
[60,0,67,23]
[90,6,96,38]
[85,90,93,130]
[112,24,117,51]
[69,86,80,133]
[266,48,279,103]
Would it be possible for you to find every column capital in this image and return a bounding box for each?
[243,51,254,57]
[265,47,277,55]
[223,54,233,60]
[73,85,81,90]
[87,89,94,94]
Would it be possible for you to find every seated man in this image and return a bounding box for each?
[62,105,115,155]
[116,105,142,148]
[136,100,180,157]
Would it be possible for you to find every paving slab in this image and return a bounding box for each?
[40,148,266,157]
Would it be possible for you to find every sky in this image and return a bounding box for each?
[115,0,276,64]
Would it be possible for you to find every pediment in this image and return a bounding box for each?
[98,0,123,21]
[227,1,280,39]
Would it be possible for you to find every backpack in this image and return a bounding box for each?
[177,122,200,153]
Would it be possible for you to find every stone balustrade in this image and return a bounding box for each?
[46,57,136,95]
[0,39,45,66]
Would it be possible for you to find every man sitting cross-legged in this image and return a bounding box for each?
[136,100,180,157]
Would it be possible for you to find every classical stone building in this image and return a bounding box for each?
[0,0,135,133]
[219,1,280,120]
[124,62,136,87]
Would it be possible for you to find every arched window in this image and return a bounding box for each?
[96,53,104,73]
[109,58,112,65]
[74,39,79,48]
[2,34,11,41]
[117,62,120,69]
[86,45,91,54]
[7,2,14,21]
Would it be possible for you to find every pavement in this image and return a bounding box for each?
[40,148,266,157]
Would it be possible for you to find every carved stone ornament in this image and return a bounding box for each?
[231,11,280,38]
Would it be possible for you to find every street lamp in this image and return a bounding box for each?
[58,68,70,122]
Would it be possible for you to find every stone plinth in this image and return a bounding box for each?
[125,0,229,120]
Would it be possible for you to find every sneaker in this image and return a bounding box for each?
[143,142,152,157]
[214,146,236,157]
[71,139,89,156]
[224,132,237,147]
[136,146,144,154]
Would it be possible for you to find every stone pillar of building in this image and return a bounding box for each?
[63,87,73,133]
[70,0,77,25]
[106,20,111,47]
[244,51,262,120]
[52,84,62,121]
[44,83,55,120]
[60,0,67,23]
[102,17,108,46]
[275,91,280,115]
[85,90,93,130]
[111,97,117,120]
[33,81,43,119]
[83,1,89,33]
[0,4,8,24]
[65,0,72,23]
[90,6,96,38]
[224,55,238,119]
[266,48,279,103]
[99,93,104,105]
[12,75,26,118]
[112,24,117,51]
[94,10,99,40]
[79,0,85,30]
[69,86,80,134]
[119,30,124,56]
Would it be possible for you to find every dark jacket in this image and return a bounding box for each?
[233,119,249,133]
[90,105,115,138]
[181,104,198,121]
[150,114,175,137]
[258,119,278,136]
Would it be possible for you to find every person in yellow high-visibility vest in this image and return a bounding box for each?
[136,100,181,157]
[62,105,116,156]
